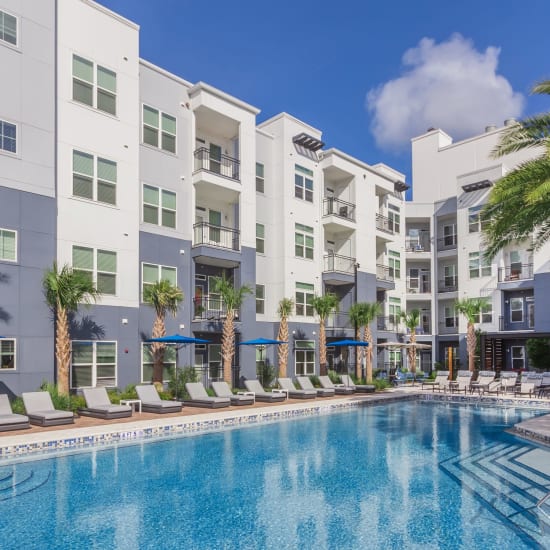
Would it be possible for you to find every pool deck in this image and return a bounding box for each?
[1,387,550,458]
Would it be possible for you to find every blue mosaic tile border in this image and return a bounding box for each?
[420,392,550,410]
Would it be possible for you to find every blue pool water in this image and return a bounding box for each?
[0,402,549,549]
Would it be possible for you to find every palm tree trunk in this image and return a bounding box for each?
[354,323,361,380]
[409,330,417,374]
[56,304,71,395]
[466,322,476,372]
[364,324,373,383]
[319,319,327,376]
[277,316,288,378]
[151,313,166,384]
[222,311,235,385]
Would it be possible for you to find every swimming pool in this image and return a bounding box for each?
[0,401,548,549]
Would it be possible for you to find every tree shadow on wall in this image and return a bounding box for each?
[69,314,105,340]
[0,272,12,325]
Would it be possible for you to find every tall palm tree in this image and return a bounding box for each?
[362,302,383,383]
[312,293,339,376]
[400,309,421,374]
[276,297,294,378]
[213,275,252,386]
[349,303,367,379]
[482,79,550,259]
[43,263,101,394]
[454,297,489,372]
[143,280,184,385]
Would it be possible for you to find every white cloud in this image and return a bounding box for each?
[366,33,525,152]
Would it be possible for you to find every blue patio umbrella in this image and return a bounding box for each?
[328,339,370,375]
[146,334,210,398]
[238,337,287,364]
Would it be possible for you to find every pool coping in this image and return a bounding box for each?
[1,390,549,458]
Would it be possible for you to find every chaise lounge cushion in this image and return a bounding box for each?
[0,394,30,431]
[244,380,286,402]
[277,378,317,399]
[296,376,335,397]
[80,388,132,419]
[211,382,255,406]
[318,375,355,394]
[340,375,375,393]
[184,383,231,409]
[22,391,74,426]
[136,385,183,413]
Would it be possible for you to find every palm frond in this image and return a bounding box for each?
[532,79,550,96]
[490,114,550,158]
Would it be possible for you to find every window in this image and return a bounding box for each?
[509,250,522,279]
[0,228,16,261]
[73,150,117,205]
[510,297,523,322]
[511,346,525,370]
[388,251,401,279]
[0,120,16,153]
[72,245,116,295]
[443,265,457,288]
[142,185,176,228]
[473,300,493,324]
[444,305,458,328]
[142,263,177,298]
[389,297,401,328]
[528,300,535,328]
[295,223,314,259]
[0,10,17,46]
[388,205,400,233]
[256,284,265,314]
[256,163,265,193]
[0,339,15,369]
[295,340,315,375]
[71,341,116,388]
[295,164,313,202]
[295,282,314,317]
[256,223,265,254]
[469,252,491,278]
[141,343,176,383]
[142,105,176,153]
[408,268,419,292]
[72,54,116,115]
[443,224,457,246]
[468,205,489,233]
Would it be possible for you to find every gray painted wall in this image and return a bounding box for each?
[535,272,550,331]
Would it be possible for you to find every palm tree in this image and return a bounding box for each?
[276,298,294,378]
[143,280,184,385]
[312,293,339,376]
[43,263,101,395]
[482,79,550,259]
[213,275,252,386]
[362,302,383,383]
[454,298,489,372]
[400,309,421,374]
[348,303,367,379]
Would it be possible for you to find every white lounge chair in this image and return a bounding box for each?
[450,371,473,394]
[136,385,183,413]
[318,375,354,394]
[296,376,335,397]
[22,391,74,426]
[277,378,317,399]
[0,394,30,431]
[184,382,231,408]
[340,374,375,393]
[244,380,286,402]
[80,387,133,419]
[211,381,255,406]
[421,371,450,392]
[470,371,496,394]
[499,372,519,394]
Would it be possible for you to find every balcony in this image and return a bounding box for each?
[407,281,431,294]
[376,264,395,282]
[498,263,534,282]
[376,214,395,234]
[193,294,240,321]
[405,235,431,253]
[193,222,240,251]
[323,197,356,222]
[436,235,457,252]
[324,253,356,274]
[438,279,458,293]
[193,147,240,182]
[377,316,400,332]
[326,311,352,330]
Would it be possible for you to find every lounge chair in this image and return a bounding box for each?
[80,387,133,419]
[184,383,231,409]
[421,371,450,392]
[340,374,375,393]
[499,372,519,394]
[135,385,183,414]
[318,375,354,394]
[296,376,335,397]
[22,391,74,426]
[211,381,255,406]
[450,370,473,394]
[244,380,287,402]
[515,373,543,398]
[277,378,317,399]
[0,394,30,431]
[470,371,496,394]
[514,380,537,398]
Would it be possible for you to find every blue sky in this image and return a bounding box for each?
[99,0,549,195]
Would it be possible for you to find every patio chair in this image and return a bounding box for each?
[183,383,231,409]
[277,378,317,399]
[243,379,287,402]
[211,381,255,406]
[470,371,496,394]
[22,391,74,426]
[80,387,133,419]
[516,373,543,398]
[340,374,375,393]
[450,371,473,394]
[499,372,519,394]
[421,371,450,392]
[537,372,550,397]
[0,394,30,431]
[296,376,335,397]
[514,380,537,398]
[135,385,183,414]
[318,375,355,394]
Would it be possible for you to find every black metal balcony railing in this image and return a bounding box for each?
[376,264,395,282]
[377,316,400,332]
[193,295,240,321]
[376,214,395,234]
[326,311,352,330]
[438,279,458,293]
[405,236,431,252]
[437,235,457,251]
[193,222,240,251]
[324,253,356,274]
[193,147,240,181]
[322,197,356,221]
[498,263,534,282]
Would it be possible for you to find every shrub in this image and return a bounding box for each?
[168,366,198,398]
[327,369,340,384]
[373,378,390,390]
[257,361,275,388]
[11,396,25,415]
[39,381,84,412]
[526,338,550,371]
[309,375,320,387]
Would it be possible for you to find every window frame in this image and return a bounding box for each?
[295,340,315,376]
[141,342,176,383]
[468,205,489,233]
[444,305,458,328]
[0,338,15,370]
[70,340,117,389]
[295,223,314,260]
[510,297,524,323]
[256,162,265,193]
[256,284,265,314]
[294,164,314,203]
[142,184,177,229]
[468,251,491,279]
[388,251,401,279]
[141,262,177,300]
[0,119,17,154]
[295,282,314,317]
[0,228,17,262]
[256,223,265,254]
[0,9,17,47]
[389,297,401,328]
[388,205,400,234]
[72,245,117,296]
[142,104,177,154]
[72,149,117,206]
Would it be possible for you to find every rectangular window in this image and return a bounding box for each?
[256,284,265,314]
[388,206,400,234]
[142,105,177,153]
[444,264,457,288]
[443,224,457,246]
[389,297,401,328]
[295,282,314,317]
[72,54,116,115]
[0,228,16,261]
[141,343,176,383]
[473,300,493,324]
[469,252,491,278]
[408,268,419,291]
[295,223,314,259]
[71,341,116,388]
[294,164,313,203]
[73,150,117,205]
[142,263,177,298]
[0,10,17,46]
[72,245,117,295]
[511,346,525,370]
[142,184,176,228]
[388,251,401,279]
[295,340,315,375]
[0,338,15,369]
[256,163,265,193]
[510,297,523,322]
[444,306,458,328]
[256,223,265,254]
[0,120,16,153]
[468,205,489,233]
